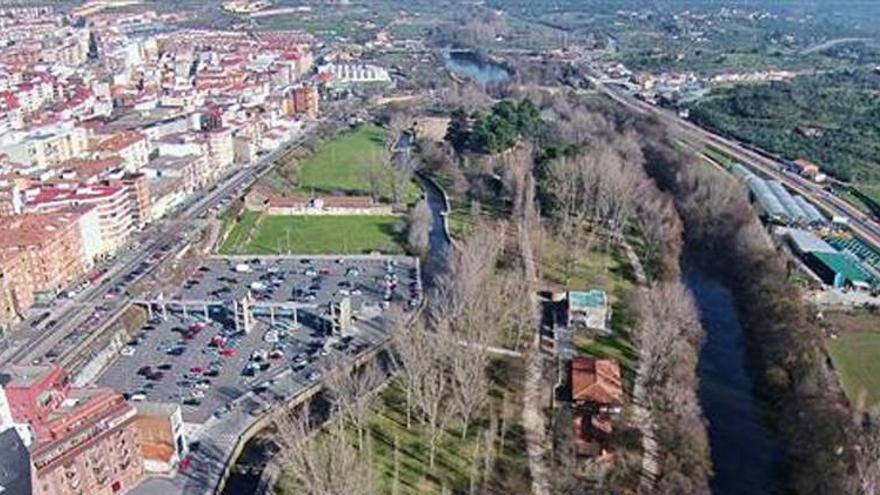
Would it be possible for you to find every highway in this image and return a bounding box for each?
[580,67,880,253]
[0,127,313,368]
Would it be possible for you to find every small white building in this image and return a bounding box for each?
[567,289,610,334]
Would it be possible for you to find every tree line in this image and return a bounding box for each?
[637,116,880,494]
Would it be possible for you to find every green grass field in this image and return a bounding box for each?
[219,214,405,255]
[828,331,880,408]
[298,124,388,195]
[266,124,420,204]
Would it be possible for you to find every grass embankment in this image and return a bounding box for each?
[826,310,880,408]
[220,214,405,255]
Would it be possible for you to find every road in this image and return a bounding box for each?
[580,67,880,253]
[0,126,314,368]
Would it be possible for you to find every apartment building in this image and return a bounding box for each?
[0,250,35,327]
[27,185,136,258]
[134,402,187,473]
[206,127,234,170]
[91,132,151,172]
[0,125,88,170]
[292,85,319,118]
[0,365,70,439]
[31,387,144,495]
[0,210,88,298]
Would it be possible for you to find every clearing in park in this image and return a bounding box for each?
[297,124,388,195]
[219,213,405,255]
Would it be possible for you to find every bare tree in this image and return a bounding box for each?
[411,326,455,469]
[364,161,384,203]
[324,360,385,451]
[449,324,491,439]
[407,198,432,257]
[273,408,376,495]
[390,312,433,429]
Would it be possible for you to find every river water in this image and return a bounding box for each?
[443,49,511,87]
[686,265,784,494]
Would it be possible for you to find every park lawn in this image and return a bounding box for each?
[541,237,637,296]
[828,331,880,408]
[228,215,406,255]
[298,124,388,195]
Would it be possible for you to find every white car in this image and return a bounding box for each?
[130,393,147,402]
[191,390,205,399]
[120,346,136,357]
[264,331,279,344]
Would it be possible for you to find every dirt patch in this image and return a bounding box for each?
[415,117,450,142]
[825,309,880,334]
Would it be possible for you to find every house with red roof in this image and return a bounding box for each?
[570,357,623,458]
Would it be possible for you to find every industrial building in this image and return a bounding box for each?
[733,164,826,226]
[785,229,872,290]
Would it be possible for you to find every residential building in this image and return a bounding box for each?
[0,365,69,440]
[0,211,89,298]
[290,85,318,118]
[120,173,152,228]
[91,132,151,172]
[0,125,88,170]
[0,250,36,327]
[206,127,234,170]
[134,402,187,473]
[31,387,143,495]
[570,357,622,458]
[27,185,136,258]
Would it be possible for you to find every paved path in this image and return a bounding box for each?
[622,241,659,492]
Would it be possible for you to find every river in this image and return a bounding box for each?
[686,264,784,494]
[442,49,511,87]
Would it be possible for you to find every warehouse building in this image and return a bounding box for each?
[734,164,826,226]
[786,229,872,290]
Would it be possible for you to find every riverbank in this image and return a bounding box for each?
[641,128,863,493]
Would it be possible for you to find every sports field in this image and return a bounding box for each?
[219,214,405,255]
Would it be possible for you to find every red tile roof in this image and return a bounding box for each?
[571,357,622,406]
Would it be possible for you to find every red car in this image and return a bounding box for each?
[190,366,204,374]
[220,348,236,357]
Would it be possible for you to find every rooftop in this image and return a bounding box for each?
[568,290,607,310]
[0,364,62,389]
[571,357,622,406]
[0,210,83,249]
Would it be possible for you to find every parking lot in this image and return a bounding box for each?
[98,255,420,423]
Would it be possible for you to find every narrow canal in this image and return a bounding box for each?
[686,263,784,494]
